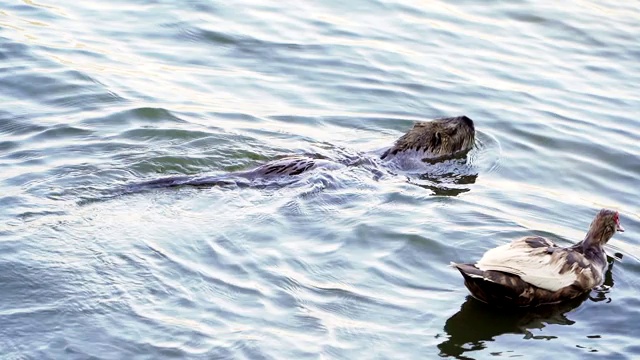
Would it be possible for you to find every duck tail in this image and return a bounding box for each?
[452,262,538,306]
[450,262,486,280]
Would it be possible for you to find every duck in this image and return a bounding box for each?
[451,208,624,307]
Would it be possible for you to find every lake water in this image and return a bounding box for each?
[1,0,639,359]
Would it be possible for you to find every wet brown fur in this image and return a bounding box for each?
[380,115,475,160]
[255,156,319,177]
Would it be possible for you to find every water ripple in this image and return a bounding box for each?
[0,0,639,359]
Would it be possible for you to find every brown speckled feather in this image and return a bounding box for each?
[452,209,624,307]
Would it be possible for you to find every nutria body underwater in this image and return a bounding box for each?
[128,115,476,190]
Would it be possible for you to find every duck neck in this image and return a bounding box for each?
[576,224,612,255]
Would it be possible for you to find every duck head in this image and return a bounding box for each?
[584,209,624,247]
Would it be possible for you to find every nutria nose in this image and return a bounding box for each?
[457,115,474,130]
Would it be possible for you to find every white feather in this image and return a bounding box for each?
[475,241,578,292]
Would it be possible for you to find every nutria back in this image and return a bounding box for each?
[243,156,343,177]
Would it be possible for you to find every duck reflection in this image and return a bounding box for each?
[438,256,615,359]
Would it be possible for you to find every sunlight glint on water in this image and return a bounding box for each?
[0,0,639,359]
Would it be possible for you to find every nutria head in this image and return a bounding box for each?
[583,209,624,247]
[380,116,475,160]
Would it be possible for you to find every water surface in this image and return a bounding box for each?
[1,0,639,359]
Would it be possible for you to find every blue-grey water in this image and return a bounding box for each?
[1,1,639,359]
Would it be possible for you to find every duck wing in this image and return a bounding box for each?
[475,236,591,292]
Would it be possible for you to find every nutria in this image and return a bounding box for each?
[129,115,476,190]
